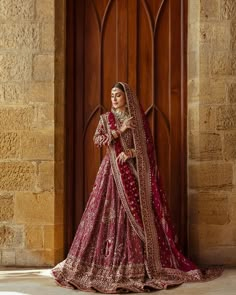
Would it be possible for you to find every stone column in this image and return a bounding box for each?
[188,0,236,265]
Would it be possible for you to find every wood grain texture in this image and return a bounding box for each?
[65,0,188,254]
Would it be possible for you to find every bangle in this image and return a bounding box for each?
[130,148,136,158]
[111,129,121,139]
[111,130,118,139]
[126,149,133,159]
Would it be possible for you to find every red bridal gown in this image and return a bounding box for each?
[51,111,222,293]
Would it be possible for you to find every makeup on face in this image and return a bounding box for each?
[111,88,126,110]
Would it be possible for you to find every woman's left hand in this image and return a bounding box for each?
[116,152,129,164]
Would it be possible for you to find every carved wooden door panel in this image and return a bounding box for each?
[65,0,187,253]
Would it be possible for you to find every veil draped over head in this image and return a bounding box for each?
[106,82,182,277]
[106,82,222,281]
[117,82,162,276]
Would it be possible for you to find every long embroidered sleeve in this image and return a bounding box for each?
[93,116,113,147]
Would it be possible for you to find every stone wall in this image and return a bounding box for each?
[0,0,65,266]
[188,0,236,265]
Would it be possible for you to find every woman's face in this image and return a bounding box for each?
[111,87,126,110]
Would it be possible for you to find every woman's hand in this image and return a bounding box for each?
[116,152,129,164]
[120,117,136,133]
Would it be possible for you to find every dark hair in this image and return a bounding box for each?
[112,82,125,92]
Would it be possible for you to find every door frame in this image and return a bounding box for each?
[64,0,188,255]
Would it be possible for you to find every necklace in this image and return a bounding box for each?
[112,108,129,122]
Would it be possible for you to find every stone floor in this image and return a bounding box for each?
[0,268,235,295]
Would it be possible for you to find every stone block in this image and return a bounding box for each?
[188,52,199,79]
[188,0,200,24]
[227,83,236,103]
[233,167,236,186]
[188,79,199,99]
[188,105,199,131]
[25,82,54,103]
[231,53,236,75]
[210,51,231,75]
[199,78,226,104]
[189,225,236,265]
[199,105,216,131]
[200,0,220,20]
[37,162,54,191]
[224,133,236,160]
[0,85,4,102]
[0,132,20,159]
[25,225,43,249]
[15,249,45,266]
[33,55,54,81]
[0,106,35,130]
[21,131,54,160]
[190,245,236,266]
[0,24,40,51]
[189,224,234,249]
[200,132,222,160]
[44,225,54,249]
[0,194,14,221]
[229,196,236,224]
[209,79,226,104]
[43,249,55,266]
[189,162,233,189]
[36,0,54,20]
[189,132,222,160]
[199,46,210,76]
[44,224,63,250]
[221,0,236,20]
[189,132,199,159]
[0,0,35,21]
[2,83,24,104]
[199,79,211,96]
[0,54,32,82]
[15,249,55,266]
[200,23,212,43]
[231,21,236,50]
[216,105,236,130]
[0,225,23,248]
[0,162,36,191]
[1,250,16,266]
[41,23,55,52]
[14,192,54,224]
[189,193,229,225]
[189,24,200,52]
[211,22,231,50]
[37,104,54,128]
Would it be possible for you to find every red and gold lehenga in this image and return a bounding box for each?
[52,82,223,293]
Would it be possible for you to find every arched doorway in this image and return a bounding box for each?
[64,0,188,255]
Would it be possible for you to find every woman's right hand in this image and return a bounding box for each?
[120,117,136,133]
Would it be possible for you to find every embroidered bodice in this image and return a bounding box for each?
[93,112,135,151]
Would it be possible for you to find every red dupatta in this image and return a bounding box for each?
[105,82,203,279]
[106,82,162,278]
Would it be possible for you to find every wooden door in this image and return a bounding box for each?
[65,0,188,254]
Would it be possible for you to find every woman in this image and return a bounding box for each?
[52,82,222,293]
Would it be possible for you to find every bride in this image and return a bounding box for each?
[52,82,222,293]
